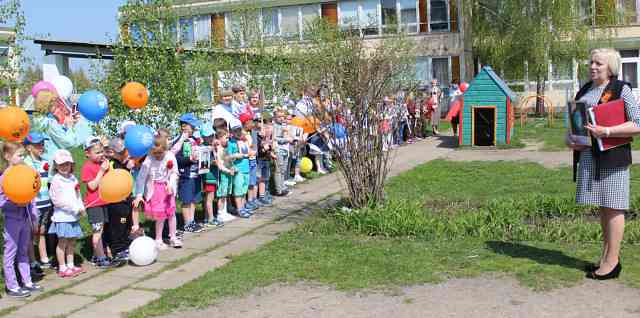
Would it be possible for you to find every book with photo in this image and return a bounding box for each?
[196,146,212,174]
[567,100,591,146]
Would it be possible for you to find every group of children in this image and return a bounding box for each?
[0,85,330,298]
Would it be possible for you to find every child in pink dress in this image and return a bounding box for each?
[133,136,182,250]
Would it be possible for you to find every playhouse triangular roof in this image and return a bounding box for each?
[478,66,518,103]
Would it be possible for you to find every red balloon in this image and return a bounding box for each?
[459,82,469,93]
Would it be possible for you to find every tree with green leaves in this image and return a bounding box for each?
[0,0,26,105]
[471,0,594,114]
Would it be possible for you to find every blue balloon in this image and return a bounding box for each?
[124,125,154,157]
[78,90,109,122]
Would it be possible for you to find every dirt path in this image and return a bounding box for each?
[169,278,640,318]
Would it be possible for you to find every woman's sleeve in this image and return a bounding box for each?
[622,85,640,126]
[47,120,79,149]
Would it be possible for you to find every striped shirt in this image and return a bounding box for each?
[23,155,52,209]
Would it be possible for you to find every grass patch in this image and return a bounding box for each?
[127,225,640,318]
[514,117,640,151]
[129,159,640,317]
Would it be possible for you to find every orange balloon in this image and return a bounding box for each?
[291,117,320,134]
[121,82,149,109]
[99,169,134,203]
[0,107,30,142]
[2,164,41,204]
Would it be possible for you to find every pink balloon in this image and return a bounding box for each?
[31,80,56,97]
[459,82,469,93]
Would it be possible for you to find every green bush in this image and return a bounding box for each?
[333,194,640,244]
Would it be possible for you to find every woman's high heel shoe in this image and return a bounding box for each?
[586,263,621,280]
[585,263,599,272]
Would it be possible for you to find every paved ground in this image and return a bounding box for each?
[5,135,638,317]
[0,137,453,318]
[170,278,640,318]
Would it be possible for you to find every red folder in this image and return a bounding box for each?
[588,99,632,151]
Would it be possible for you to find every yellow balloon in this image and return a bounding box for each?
[300,157,313,173]
[2,164,41,204]
[99,169,133,203]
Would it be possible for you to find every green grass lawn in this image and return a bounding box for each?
[128,159,640,318]
[514,117,640,151]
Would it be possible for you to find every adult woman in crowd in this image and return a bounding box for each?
[31,93,93,162]
[567,48,640,280]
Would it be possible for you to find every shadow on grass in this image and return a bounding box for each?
[486,241,589,271]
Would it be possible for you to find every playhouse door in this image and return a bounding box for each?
[473,107,495,146]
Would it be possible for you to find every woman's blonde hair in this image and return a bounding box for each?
[591,48,621,77]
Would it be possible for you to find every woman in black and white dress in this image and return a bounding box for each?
[568,48,640,280]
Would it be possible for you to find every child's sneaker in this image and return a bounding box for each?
[176,230,184,238]
[23,283,44,293]
[294,175,305,182]
[70,266,85,276]
[39,260,52,269]
[5,287,30,298]
[113,250,129,263]
[95,257,115,269]
[170,237,183,248]
[212,218,224,227]
[238,208,251,218]
[258,197,272,206]
[245,201,258,211]
[284,179,296,186]
[58,268,76,278]
[156,240,168,251]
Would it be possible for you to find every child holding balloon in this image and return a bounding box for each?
[133,136,182,250]
[0,142,44,297]
[48,149,86,278]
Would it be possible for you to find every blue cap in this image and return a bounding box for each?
[23,132,49,145]
[179,113,201,129]
[200,122,215,137]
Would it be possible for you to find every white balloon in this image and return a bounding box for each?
[129,236,158,266]
[51,75,73,99]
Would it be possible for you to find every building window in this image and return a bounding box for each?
[381,0,398,34]
[399,0,418,33]
[179,17,194,47]
[622,62,638,88]
[262,8,280,38]
[432,57,450,85]
[226,12,243,47]
[339,1,360,29]
[620,0,638,25]
[415,56,452,85]
[194,15,211,46]
[301,5,320,38]
[281,6,300,40]
[429,0,449,31]
[129,23,143,44]
[338,0,381,36]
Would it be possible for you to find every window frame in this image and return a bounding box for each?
[398,0,419,34]
[427,0,450,32]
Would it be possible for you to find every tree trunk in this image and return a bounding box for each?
[535,75,546,115]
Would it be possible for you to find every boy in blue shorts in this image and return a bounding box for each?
[175,113,204,233]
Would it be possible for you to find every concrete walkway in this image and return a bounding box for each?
[0,138,454,318]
